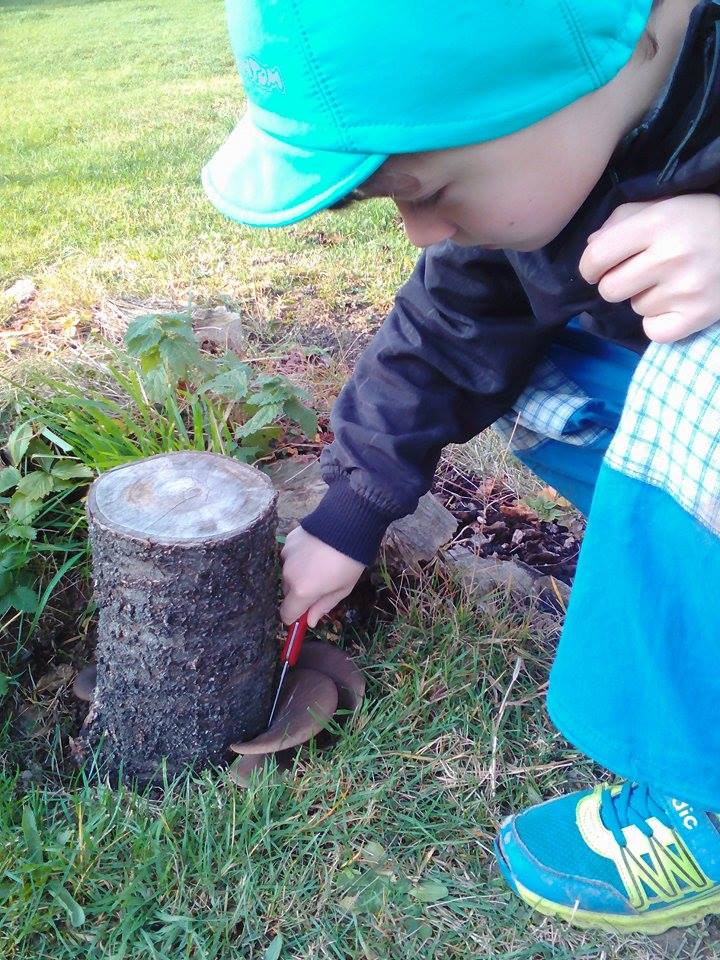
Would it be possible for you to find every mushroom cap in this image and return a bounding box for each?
[228,749,295,787]
[72,665,97,702]
[296,641,365,712]
[230,668,338,755]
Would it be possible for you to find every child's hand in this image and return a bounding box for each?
[579,194,720,343]
[280,526,365,627]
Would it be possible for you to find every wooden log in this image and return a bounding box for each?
[78,451,278,782]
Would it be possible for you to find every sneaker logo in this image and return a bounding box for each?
[239,57,285,94]
[619,833,711,908]
[672,798,699,830]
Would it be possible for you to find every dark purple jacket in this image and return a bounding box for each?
[302,0,720,564]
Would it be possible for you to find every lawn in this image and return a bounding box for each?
[0,0,413,335]
[2,2,719,959]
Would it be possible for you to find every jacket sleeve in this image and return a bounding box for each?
[301,239,563,564]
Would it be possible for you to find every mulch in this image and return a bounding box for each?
[432,460,584,585]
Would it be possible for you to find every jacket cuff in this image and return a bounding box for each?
[300,479,395,565]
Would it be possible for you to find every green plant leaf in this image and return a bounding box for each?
[235,403,285,440]
[230,444,263,463]
[159,335,200,380]
[5,522,37,541]
[360,841,387,866]
[337,867,390,915]
[283,398,317,440]
[7,422,33,465]
[40,426,73,452]
[124,313,164,355]
[170,319,199,345]
[138,345,163,376]
[0,465,21,493]
[125,310,199,362]
[264,933,283,960]
[141,363,171,403]
[49,884,85,928]
[403,917,433,939]
[50,461,95,480]
[47,478,75,492]
[26,437,55,462]
[0,542,27,572]
[410,880,448,903]
[524,495,564,522]
[9,493,41,522]
[246,384,293,406]
[22,806,43,863]
[16,471,54,500]
[9,584,39,613]
[0,673,10,697]
[201,363,251,401]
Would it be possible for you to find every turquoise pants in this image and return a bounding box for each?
[512,325,720,809]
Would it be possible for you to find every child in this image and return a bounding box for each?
[202,0,720,933]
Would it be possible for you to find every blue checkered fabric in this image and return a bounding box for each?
[494,358,608,451]
[605,326,720,536]
[498,325,720,534]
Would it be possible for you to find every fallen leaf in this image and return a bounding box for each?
[36,664,74,693]
[410,880,448,903]
[500,502,538,522]
[263,933,283,960]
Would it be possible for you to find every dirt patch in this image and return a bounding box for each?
[432,460,584,585]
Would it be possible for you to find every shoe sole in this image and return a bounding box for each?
[494,836,720,935]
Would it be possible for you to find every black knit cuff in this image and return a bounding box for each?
[300,479,395,565]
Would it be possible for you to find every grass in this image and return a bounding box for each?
[7,578,710,960]
[3,1,720,958]
[0,0,414,333]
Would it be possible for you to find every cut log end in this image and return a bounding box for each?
[88,450,276,544]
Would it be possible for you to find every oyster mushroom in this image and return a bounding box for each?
[227,642,366,788]
[73,665,97,702]
[228,749,295,787]
[296,640,365,711]
[230,668,338,754]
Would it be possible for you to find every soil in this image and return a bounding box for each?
[431,460,584,585]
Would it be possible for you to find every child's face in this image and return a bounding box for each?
[356,1,690,252]
[368,97,624,252]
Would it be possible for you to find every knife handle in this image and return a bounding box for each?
[280,610,309,666]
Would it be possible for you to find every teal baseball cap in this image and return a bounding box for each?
[202,0,653,228]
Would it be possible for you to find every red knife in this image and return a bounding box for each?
[267,611,309,726]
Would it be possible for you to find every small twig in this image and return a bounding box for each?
[489,656,523,796]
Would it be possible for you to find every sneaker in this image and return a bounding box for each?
[494,781,720,934]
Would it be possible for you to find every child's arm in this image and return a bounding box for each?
[281,240,567,624]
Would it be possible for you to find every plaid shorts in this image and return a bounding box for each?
[498,326,720,534]
[493,357,609,452]
[605,326,720,535]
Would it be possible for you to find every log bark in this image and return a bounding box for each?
[78,451,278,782]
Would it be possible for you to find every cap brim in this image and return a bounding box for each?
[202,114,387,228]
